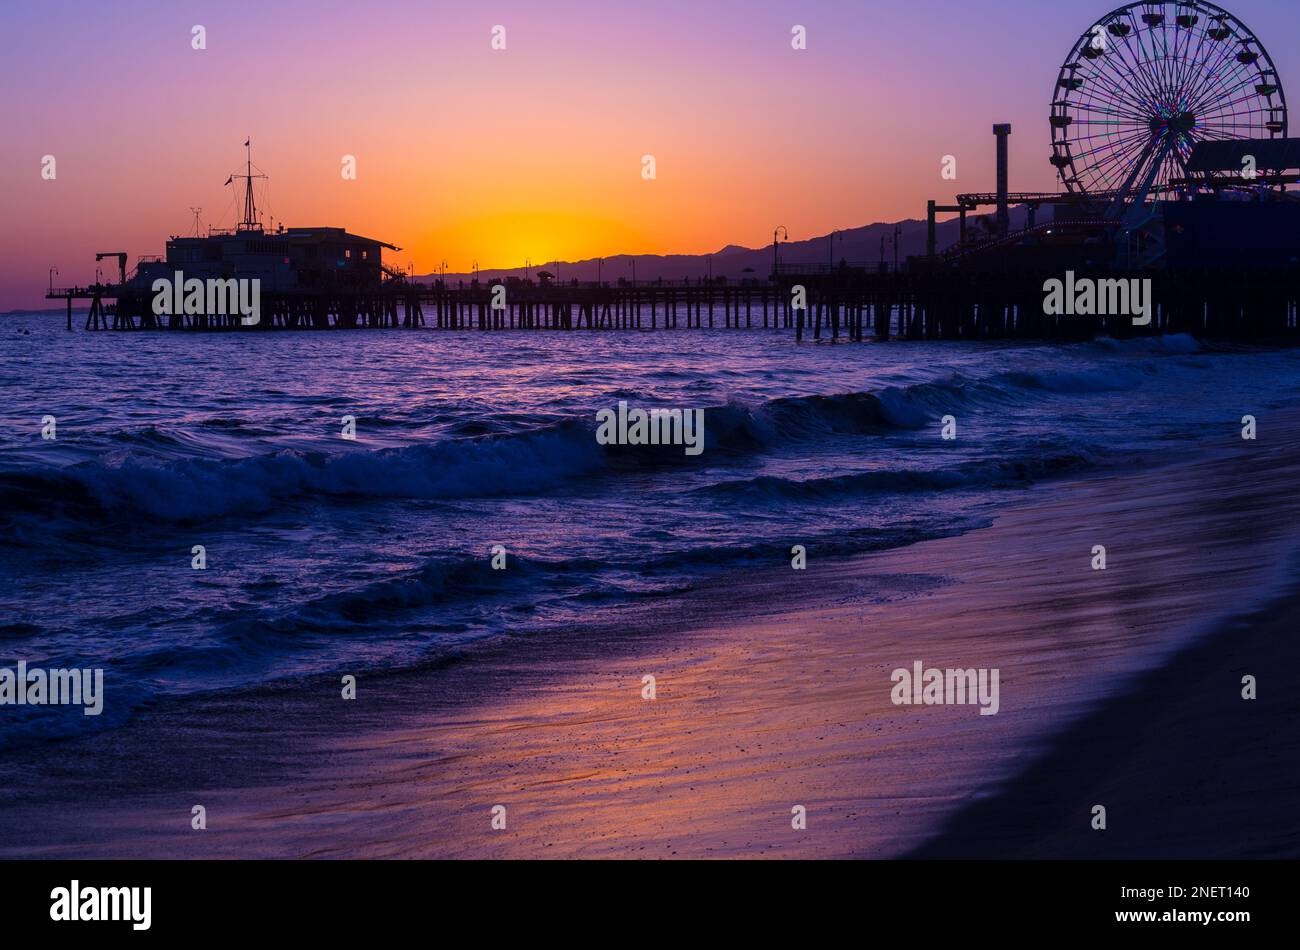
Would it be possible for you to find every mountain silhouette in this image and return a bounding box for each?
[419,208,1035,284]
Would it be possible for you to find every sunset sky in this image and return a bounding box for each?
[5,0,1300,309]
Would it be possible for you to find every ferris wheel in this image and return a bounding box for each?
[1050,2,1287,204]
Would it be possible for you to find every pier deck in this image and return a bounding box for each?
[45,270,1300,342]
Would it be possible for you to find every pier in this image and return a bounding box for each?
[45,268,1300,342]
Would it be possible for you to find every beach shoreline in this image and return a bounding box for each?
[908,573,1300,859]
[2,422,1298,859]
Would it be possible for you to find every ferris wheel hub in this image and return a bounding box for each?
[1150,113,1197,135]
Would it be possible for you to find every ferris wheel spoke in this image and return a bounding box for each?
[1176,21,1214,95]
[1076,48,1159,113]
[1110,26,1169,108]
[1164,16,1190,103]
[1152,16,1179,103]
[1064,133,1129,185]
[1193,126,1248,142]
[1185,15,1238,99]
[1062,122,1154,147]
[1125,10,1177,103]
[1077,83,1153,122]
[1197,112,1267,137]
[1100,130,1158,180]
[1074,82,1154,123]
[1191,73,1265,121]
[1109,26,1188,119]
[1199,90,1271,122]
[1105,133,1179,197]
[1070,102,1150,124]
[1076,129,1156,192]
[1174,16,1219,104]
[1196,112,1263,135]
[1182,66,1236,117]
[1081,55,1159,120]
[1182,30,1252,113]
[1187,52,1258,113]
[1164,26,1194,105]
[1119,16,1200,114]
[1163,17,1194,102]
[1100,55,1160,116]
[1069,75,1151,116]
[1062,130,1151,163]
[1087,122,1149,147]
[1090,149,1147,194]
[1164,14,1198,100]
[1108,32,1161,105]
[1197,107,1263,128]
[1172,53,1209,110]
[1183,39,1241,108]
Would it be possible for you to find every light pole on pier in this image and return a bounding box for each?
[772,226,788,279]
[829,230,845,268]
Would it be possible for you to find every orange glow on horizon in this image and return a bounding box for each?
[411,210,653,273]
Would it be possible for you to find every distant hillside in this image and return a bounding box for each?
[418,207,1036,284]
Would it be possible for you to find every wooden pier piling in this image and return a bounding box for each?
[42,269,1300,343]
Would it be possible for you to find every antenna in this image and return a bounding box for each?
[189,207,204,238]
[225,139,268,232]
[243,138,254,228]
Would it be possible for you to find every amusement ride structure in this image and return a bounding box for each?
[931,1,1299,268]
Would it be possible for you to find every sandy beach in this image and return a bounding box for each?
[1,420,1298,859]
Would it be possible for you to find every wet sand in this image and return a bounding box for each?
[909,579,1300,859]
[1,424,1298,858]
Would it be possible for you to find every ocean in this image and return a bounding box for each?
[2,315,1298,747]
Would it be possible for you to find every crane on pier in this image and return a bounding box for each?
[95,252,127,286]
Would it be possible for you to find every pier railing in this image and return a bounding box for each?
[42,268,1300,342]
[774,262,898,276]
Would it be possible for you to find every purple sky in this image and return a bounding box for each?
[4,0,1299,308]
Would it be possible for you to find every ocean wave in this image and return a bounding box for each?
[681,380,978,455]
[209,526,979,651]
[0,358,1163,530]
[1000,367,1146,394]
[1086,332,1203,355]
[209,554,546,647]
[700,451,1095,504]
[0,421,605,525]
